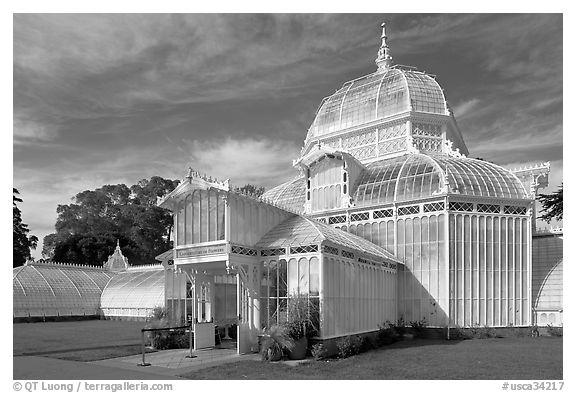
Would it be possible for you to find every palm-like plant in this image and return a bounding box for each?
[260,324,295,361]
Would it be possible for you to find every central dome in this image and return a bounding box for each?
[307,67,449,140]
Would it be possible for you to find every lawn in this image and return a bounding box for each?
[13,320,152,361]
[181,336,563,380]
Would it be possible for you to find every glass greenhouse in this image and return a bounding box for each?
[100,265,168,319]
[13,262,114,318]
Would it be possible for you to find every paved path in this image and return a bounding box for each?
[14,356,183,380]
[93,348,260,378]
[15,349,260,380]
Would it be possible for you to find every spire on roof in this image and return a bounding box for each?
[375,22,393,71]
[104,239,128,272]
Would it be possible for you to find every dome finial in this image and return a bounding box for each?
[376,22,393,71]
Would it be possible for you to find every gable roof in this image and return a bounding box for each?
[256,215,401,263]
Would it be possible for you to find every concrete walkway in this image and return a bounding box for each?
[91,347,260,379]
[13,356,184,380]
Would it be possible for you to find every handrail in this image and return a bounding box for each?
[138,324,195,366]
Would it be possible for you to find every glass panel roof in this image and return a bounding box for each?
[100,268,165,310]
[432,156,528,199]
[262,176,306,213]
[307,68,448,139]
[13,264,114,317]
[265,153,528,210]
[256,215,399,262]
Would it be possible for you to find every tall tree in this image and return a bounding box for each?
[43,177,179,266]
[537,183,563,223]
[13,188,38,267]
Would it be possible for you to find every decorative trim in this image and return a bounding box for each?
[260,248,286,257]
[290,244,319,254]
[231,245,258,257]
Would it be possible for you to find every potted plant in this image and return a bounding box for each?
[284,294,319,360]
[260,324,295,361]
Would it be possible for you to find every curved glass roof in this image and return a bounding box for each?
[13,263,114,317]
[263,153,528,214]
[354,154,528,206]
[307,68,448,139]
[534,259,562,310]
[262,176,306,214]
[256,215,399,262]
[100,267,165,310]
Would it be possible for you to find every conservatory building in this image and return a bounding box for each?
[13,23,557,355]
[156,23,538,353]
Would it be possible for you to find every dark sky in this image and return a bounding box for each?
[12,14,563,258]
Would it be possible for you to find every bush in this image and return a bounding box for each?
[148,327,190,350]
[470,324,497,339]
[363,335,378,352]
[376,323,400,346]
[284,294,319,340]
[512,327,531,338]
[448,327,473,340]
[311,343,328,360]
[387,318,408,337]
[145,307,190,350]
[337,335,363,358]
[546,324,563,337]
[409,319,427,338]
[260,325,295,361]
[149,306,168,321]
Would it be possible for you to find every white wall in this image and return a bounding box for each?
[321,255,396,338]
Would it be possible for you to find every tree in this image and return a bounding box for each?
[13,188,38,267]
[237,183,265,197]
[42,177,179,266]
[537,183,563,223]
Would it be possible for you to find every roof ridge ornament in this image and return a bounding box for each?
[375,22,393,71]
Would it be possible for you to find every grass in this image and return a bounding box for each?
[181,336,562,380]
[13,320,152,361]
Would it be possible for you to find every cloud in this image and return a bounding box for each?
[452,98,481,119]
[183,137,301,189]
[13,116,59,144]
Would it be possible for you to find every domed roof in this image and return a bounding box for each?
[353,153,529,207]
[307,67,449,140]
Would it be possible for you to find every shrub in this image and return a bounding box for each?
[470,324,497,339]
[337,335,363,358]
[311,343,328,360]
[145,307,190,350]
[260,325,295,361]
[376,323,400,346]
[149,306,168,321]
[448,327,473,340]
[409,319,427,338]
[362,335,378,352]
[513,327,531,338]
[546,324,563,337]
[148,327,190,350]
[284,294,319,340]
[387,318,407,337]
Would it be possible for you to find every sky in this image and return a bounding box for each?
[12,13,563,259]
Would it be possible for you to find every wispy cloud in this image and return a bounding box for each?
[452,98,481,120]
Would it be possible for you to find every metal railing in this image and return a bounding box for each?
[138,324,195,366]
